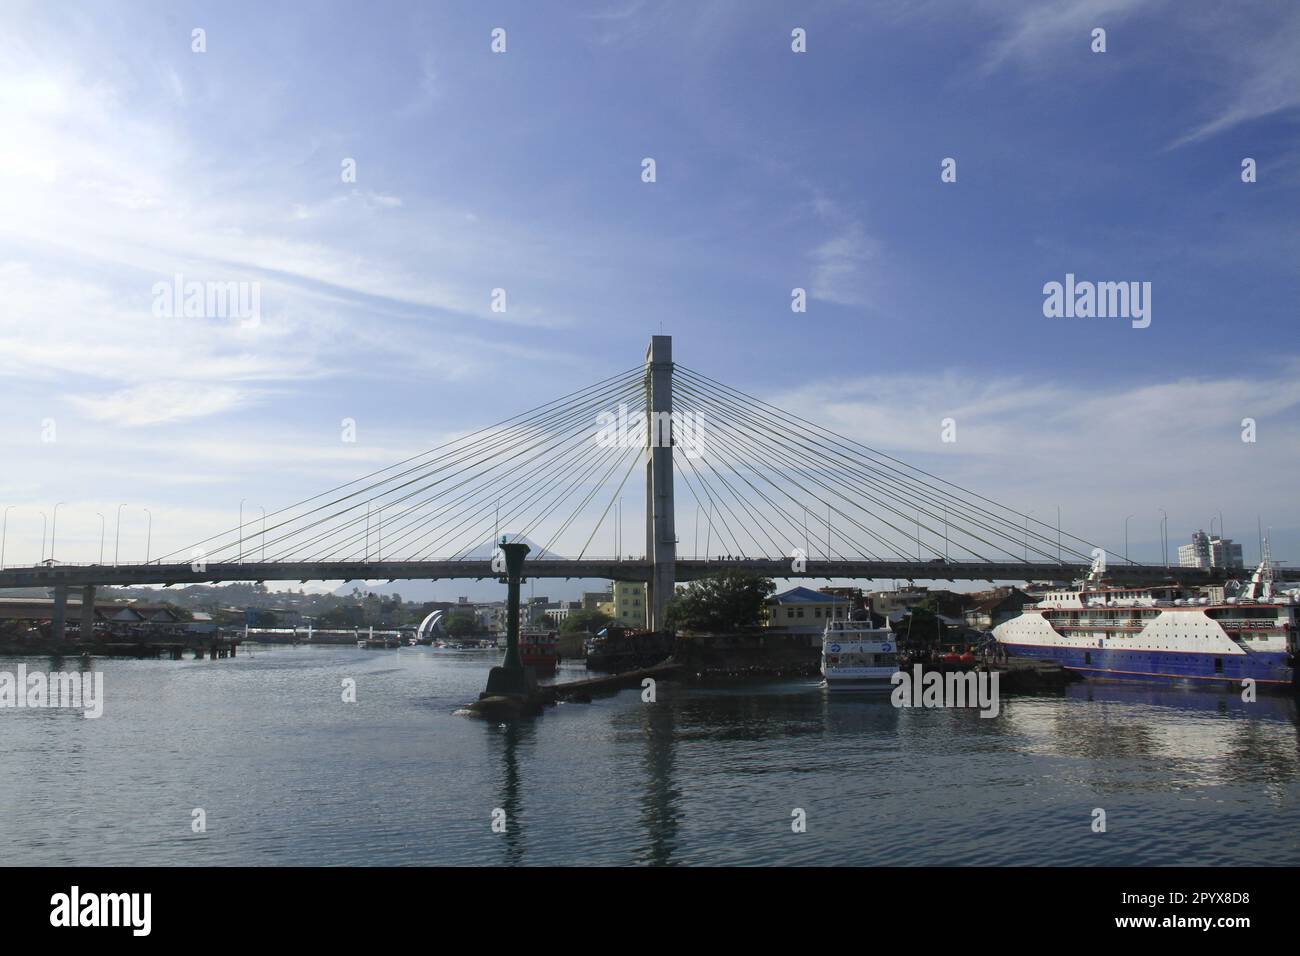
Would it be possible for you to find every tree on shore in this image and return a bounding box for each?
[446,611,480,637]
[665,570,775,633]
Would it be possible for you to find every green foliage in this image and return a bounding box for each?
[664,570,775,633]
[559,608,612,635]
[445,611,479,637]
[247,608,277,628]
[318,605,364,627]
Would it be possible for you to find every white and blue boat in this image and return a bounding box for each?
[994,550,1298,687]
[821,619,899,690]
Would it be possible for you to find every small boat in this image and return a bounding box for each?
[519,628,559,674]
[356,636,401,649]
[821,618,899,690]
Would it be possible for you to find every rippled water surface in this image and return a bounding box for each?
[2,645,1299,865]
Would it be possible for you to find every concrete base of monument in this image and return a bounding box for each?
[485,664,539,696]
[464,665,544,720]
[468,693,545,719]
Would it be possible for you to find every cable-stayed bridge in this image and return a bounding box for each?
[4,336,1280,637]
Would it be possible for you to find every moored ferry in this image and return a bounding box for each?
[994,552,1298,687]
[821,618,899,690]
[519,628,559,674]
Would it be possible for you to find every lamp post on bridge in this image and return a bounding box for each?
[0,505,12,570]
[97,512,105,565]
[1158,508,1168,569]
[943,506,948,562]
[1124,514,1134,565]
[115,503,127,567]
[50,502,65,563]
[144,508,152,564]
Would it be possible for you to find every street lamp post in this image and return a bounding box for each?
[239,498,246,564]
[260,507,266,562]
[144,508,152,564]
[0,505,12,570]
[115,503,127,567]
[1056,505,1062,565]
[39,512,47,563]
[694,505,700,560]
[1158,508,1168,569]
[97,512,105,564]
[50,502,65,563]
[1124,514,1134,564]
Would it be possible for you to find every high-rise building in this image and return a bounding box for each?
[1178,530,1211,569]
[1178,530,1244,569]
[1210,536,1244,569]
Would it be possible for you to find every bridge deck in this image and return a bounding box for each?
[0,558,1272,590]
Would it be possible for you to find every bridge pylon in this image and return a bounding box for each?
[645,335,676,631]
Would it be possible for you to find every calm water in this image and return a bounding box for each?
[2,645,1299,866]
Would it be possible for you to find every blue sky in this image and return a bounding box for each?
[1,0,1297,579]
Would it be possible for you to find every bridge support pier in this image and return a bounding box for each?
[79,585,95,643]
[51,584,68,641]
[645,335,676,631]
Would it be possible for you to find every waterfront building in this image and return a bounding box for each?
[765,586,851,635]
[867,585,965,619]
[612,581,646,625]
[581,589,613,612]
[543,601,583,625]
[818,586,868,612]
[1178,530,1245,569]
[962,587,1033,631]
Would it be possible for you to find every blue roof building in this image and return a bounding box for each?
[765,586,850,635]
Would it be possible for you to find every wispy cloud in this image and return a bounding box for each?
[806,196,884,308]
[1167,8,1300,147]
[769,358,1300,554]
[981,0,1159,74]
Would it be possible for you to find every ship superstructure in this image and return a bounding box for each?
[994,550,1297,686]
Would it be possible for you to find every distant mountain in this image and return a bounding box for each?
[330,535,612,603]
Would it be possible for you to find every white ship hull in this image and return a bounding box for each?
[821,622,899,691]
[993,600,1289,686]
